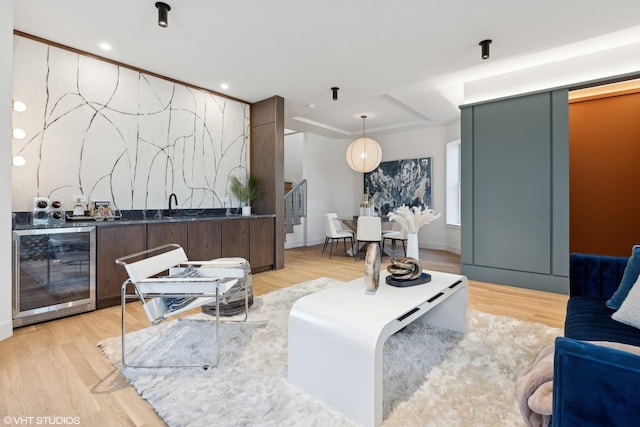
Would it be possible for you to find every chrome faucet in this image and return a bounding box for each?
[168,193,178,215]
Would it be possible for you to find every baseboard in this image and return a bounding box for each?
[445,245,461,255]
[289,240,460,255]
[420,243,460,255]
[0,319,13,342]
[285,240,306,250]
[461,263,568,294]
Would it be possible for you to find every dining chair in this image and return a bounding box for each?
[322,213,354,258]
[382,226,408,257]
[355,216,382,261]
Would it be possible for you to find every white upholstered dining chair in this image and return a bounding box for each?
[382,226,408,257]
[322,213,354,258]
[355,216,382,261]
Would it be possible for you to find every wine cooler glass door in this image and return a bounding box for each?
[12,227,96,326]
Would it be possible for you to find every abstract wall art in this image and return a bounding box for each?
[364,157,432,216]
[12,35,250,212]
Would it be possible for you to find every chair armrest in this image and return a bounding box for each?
[569,253,627,299]
[552,337,640,427]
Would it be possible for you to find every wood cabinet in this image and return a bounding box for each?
[221,218,250,260]
[250,216,274,272]
[94,216,274,308]
[96,224,146,309]
[147,222,188,251]
[187,220,222,260]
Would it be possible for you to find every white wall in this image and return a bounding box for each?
[284,132,304,184]
[376,126,454,252]
[444,119,461,254]
[284,121,463,254]
[284,132,361,248]
[1,2,14,341]
[283,132,306,248]
[305,132,362,245]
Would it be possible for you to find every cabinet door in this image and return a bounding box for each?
[221,219,250,260]
[147,222,188,251]
[250,217,274,271]
[96,224,146,309]
[187,220,222,260]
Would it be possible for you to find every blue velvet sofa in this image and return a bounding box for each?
[551,253,640,426]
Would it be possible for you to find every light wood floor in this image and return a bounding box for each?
[0,246,568,426]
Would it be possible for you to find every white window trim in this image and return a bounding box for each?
[445,139,461,227]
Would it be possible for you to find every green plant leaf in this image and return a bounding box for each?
[229,174,260,205]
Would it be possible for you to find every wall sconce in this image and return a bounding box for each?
[12,100,26,112]
[331,87,339,101]
[12,99,27,166]
[155,2,171,28]
[479,39,492,60]
[345,115,382,173]
[12,128,26,139]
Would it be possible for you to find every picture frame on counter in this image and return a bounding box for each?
[92,201,112,216]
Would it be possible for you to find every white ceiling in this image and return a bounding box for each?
[12,0,640,138]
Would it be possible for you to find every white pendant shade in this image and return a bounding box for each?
[346,137,382,173]
[346,115,382,173]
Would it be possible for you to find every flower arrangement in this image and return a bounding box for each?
[388,205,441,233]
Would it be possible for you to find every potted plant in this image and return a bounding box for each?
[229,174,260,216]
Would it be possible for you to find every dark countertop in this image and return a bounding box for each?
[12,209,275,230]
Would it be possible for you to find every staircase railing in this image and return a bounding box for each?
[284,179,307,233]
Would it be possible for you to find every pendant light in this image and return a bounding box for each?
[345,115,382,173]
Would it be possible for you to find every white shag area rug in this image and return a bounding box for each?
[99,277,562,427]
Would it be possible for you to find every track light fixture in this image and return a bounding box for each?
[479,39,492,60]
[155,2,171,28]
[331,87,339,101]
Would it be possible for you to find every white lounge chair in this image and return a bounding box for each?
[116,244,248,369]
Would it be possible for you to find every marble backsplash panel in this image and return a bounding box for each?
[12,35,250,212]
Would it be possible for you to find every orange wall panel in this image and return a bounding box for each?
[569,91,640,257]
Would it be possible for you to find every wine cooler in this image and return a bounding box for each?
[12,226,96,327]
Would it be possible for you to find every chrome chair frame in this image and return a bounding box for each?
[116,244,247,369]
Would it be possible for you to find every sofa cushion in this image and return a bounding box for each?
[570,253,628,299]
[612,275,640,329]
[565,296,640,347]
[606,245,640,309]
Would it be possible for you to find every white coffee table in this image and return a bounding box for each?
[288,270,467,427]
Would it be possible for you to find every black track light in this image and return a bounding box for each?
[156,2,171,28]
[331,87,339,101]
[479,39,492,60]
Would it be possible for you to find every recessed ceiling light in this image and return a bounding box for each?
[307,104,315,109]
[220,83,229,90]
[99,42,112,51]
